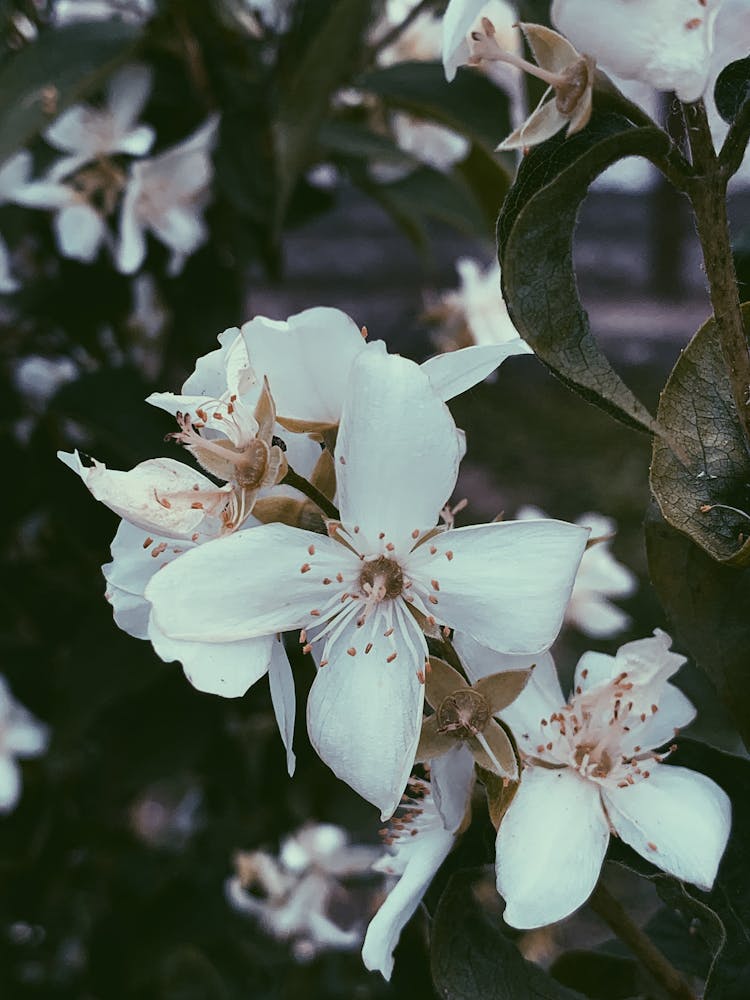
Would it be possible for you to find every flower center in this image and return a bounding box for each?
[358,555,404,602]
[437,689,490,737]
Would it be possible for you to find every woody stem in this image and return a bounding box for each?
[589,883,696,1000]
[281,465,340,522]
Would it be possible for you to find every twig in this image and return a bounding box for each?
[281,465,340,521]
[590,883,697,1000]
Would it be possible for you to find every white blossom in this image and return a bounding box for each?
[0,676,49,813]
[116,114,220,275]
[442,0,520,82]
[362,757,474,979]
[144,348,589,817]
[518,507,637,638]
[457,630,731,928]
[551,0,725,103]
[43,64,154,182]
[0,151,37,291]
[227,823,380,960]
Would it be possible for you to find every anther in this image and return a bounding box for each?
[387,652,397,663]
[308,544,316,555]
[300,563,311,573]
[310,609,321,617]
[411,529,419,539]
[445,550,453,560]
[302,643,312,654]
[191,501,204,509]
[143,536,153,549]
[428,595,439,605]
[347,647,357,657]
[429,545,437,554]
[322,577,332,585]
[384,627,394,637]
[386,542,394,551]
[365,642,373,654]
[336,573,344,583]
[431,579,440,591]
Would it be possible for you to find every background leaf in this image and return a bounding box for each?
[650,305,750,567]
[0,20,141,164]
[498,112,675,434]
[431,869,586,1000]
[714,55,750,126]
[645,506,750,748]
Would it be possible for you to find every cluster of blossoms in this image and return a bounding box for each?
[61,302,731,978]
[0,63,218,289]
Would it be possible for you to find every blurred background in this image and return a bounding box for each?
[0,0,748,997]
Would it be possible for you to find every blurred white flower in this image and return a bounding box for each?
[16,176,110,263]
[0,151,37,292]
[375,0,444,65]
[145,349,588,817]
[227,822,380,960]
[432,257,532,362]
[389,112,470,174]
[116,114,220,275]
[13,354,79,411]
[362,762,474,979]
[53,0,154,25]
[472,630,731,928]
[44,64,154,182]
[551,0,725,103]
[0,676,49,813]
[518,507,637,638]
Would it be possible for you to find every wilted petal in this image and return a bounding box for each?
[522,21,583,73]
[58,450,230,538]
[420,343,530,401]
[149,617,274,698]
[430,743,475,831]
[269,635,296,776]
[498,98,567,151]
[602,765,731,890]
[146,524,354,641]
[241,307,365,427]
[496,766,610,928]
[414,519,588,652]
[337,350,461,553]
[306,620,425,818]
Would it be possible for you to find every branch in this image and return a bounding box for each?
[281,465,340,522]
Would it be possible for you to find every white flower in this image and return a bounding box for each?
[44,64,155,181]
[145,348,589,817]
[240,305,529,432]
[16,176,109,262]
[227,822,380,960]
[376,0,444,65]
[551,0,725,103]
[518,507,637,638]
[53,0,154,25]
[433,257,532,359]
[456,630,731,929]
[116,114,220,275]
[362,754,474,979]
[442,0,520,82]
[386,113,470,176]
[0,151,37,292]
[0,676,49,813]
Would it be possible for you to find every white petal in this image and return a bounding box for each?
[116,176,146,274]
[44,105,95,154]
[362,823,454,979]
[149,616,274,698]
[496,767,610,928]
[567,593,631,638]
[602,764,731,890]
[269,636,296,776]
[420,343,530,401]
[14,179,75,210]
[151,205,206,255]
[551,0,723,102]
[0,755,21,812]
[146,523,354,641]
[430,743,475,833]
[241,307,365,426]
[107,63,153,133]
[6,712,49,757]
[58,450,230,538]
[181,326,249,398]
[115,124,156,156]
[442,0,491,81]
[54,203,105,262]
[413,519,589,652]
[306,618,425,818]
[337,349,461,552]
[495,652,564,756]
[625,683,696,752]
[573,650,618,693]
[0,150,32,201]
[0,236,19,293]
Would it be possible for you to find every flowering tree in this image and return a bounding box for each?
[2,0,750,998]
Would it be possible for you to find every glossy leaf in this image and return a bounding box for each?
[650,305,750,567]
[645,507,750,748]
[715,55,750,126]
[498,112,675,434]
[0,21,141,164]
[431,869,586,999]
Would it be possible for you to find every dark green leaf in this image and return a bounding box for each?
[318,118,419,168]
[645,506,750,748]
[715,55,750,126]
[498,112,675,434]
[357,60,512,153]
[549,951,639,1000]
[431,869,586,1000]
[0,21,141,164]
[650,304,750,566]
[273,0,371,229]
[455,143,512,231]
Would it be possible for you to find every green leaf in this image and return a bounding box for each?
[431,869,586,1000]
[548,951,639,1000]
[498,112,675,434]
[272,0,371,229]
[0,21,141,164]
[650,304,750,567]
[715,55,750,125]
[357,60,512,152]
[455,143,512,232]
[645,506,750,748]
[317,118,419,169]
